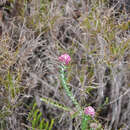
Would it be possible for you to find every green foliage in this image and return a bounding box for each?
[59,65,97,130]
[28,102,54,130]
[40,0,51,14]
[0,70,23,129]
[40,97,86,120]
[81,114,92,130]
[40,97,71,112]
[60,65,82,112]
[0,111,10,130]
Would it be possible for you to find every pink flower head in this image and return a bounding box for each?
[58,54,71,65]
[84,106,95,117]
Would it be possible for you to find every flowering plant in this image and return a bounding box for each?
[59,54,95,130]
[81,106,95,130]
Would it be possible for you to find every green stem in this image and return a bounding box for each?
[81,114,91,130]
[60,65,92,130]
[60,65,82,113]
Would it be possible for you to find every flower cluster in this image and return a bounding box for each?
[84,106,95,117]
[58,54,71,65]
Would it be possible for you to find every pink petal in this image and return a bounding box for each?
[59,54,71,64]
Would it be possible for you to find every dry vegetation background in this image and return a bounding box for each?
[0,0,130,130]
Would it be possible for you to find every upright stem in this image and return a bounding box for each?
[60,65,92,130]
[60,65,82,113]
[81,114,91,130]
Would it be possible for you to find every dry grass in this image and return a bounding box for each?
[0,0,130,130]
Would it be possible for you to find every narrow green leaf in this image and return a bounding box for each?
[48,119,54,130]
[45,121,49,130]
[40,97,71,112]
[36,112,42,127]
[39,118,45,130]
